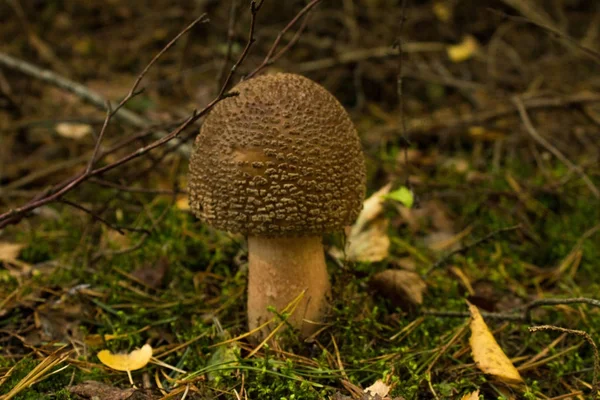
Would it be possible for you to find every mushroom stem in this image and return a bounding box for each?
[247,236,330,339]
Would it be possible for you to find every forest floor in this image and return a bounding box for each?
[1,1,600,399]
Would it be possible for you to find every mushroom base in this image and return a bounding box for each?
[247,236,330,340]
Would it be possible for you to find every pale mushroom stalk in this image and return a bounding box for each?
[247,236,330,338]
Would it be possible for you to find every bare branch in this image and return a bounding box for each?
[0,1,272,229]
[529,325,599,399]
[423,224,522,277]
[513,96,600,199]
[245,0,323,80]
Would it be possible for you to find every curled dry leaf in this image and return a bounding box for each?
[331,184,391,262]
[468,301,524,385]
[364,379,391,398]
[370,269,427,309]
[97,344,152,372]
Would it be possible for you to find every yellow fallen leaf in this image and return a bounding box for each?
[468,301,524,385]
[447,35,479,63]
[460,389,480,400]
[176,196,190,211]
[97,344,152,372]
[433,1,453,22]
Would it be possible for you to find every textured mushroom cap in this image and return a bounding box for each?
[188,73,366,236]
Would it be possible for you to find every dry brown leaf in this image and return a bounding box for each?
[0,242,24,263]
[131,258,169,289]
[331,184,391,262]
[55,122,92,140]
[364,379,391,398]
[468,301,524,385]
[345,219,390,262]
[460,389,480,400]
[354,183,391,233]
[398,199,454,233]
[370,269,427,309]
[69,381,156,400]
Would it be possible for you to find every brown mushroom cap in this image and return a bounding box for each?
[188,73,366,236]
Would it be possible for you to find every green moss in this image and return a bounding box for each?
[3,151,599,399]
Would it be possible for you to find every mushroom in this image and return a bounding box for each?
[188,73,365,338]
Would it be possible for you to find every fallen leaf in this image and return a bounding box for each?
[449,266,475,296]
[0,242,24,263]
[354,183,391,233]
[364,379,391,398]
[345,219,390,262]
[397,199,454,234]
[424,225,472,252]
[55,122,92,140]
[468,301,524,385]
[447,35,479,62]
[176,196,190,211]
[460,389,480,400]
[423,231,459,252]
[331,184,391,262]
[385,186,414,208]
[370,269,427,309]
[433,1,453,22]
[97,344,152,372]
[69,381,137,400]
[131,258,169,289]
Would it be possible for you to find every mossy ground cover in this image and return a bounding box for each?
[2,152,599,399]
[1,1,600,399]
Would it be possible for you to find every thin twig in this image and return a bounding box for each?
[394,0,412,190]
[0,52,148,129]
[421,309,526,321]
[245,0,323,80]
[0,6,264,229]
[128,14,210,102]
[529,325,599,399]
[60,199,150,235]
[423,296,600,325]
[0,13,209,157]
[87,102,112,174]
[513,96,600,199]
[524,297,600,322]
[89,178,185,195]
[216,0,240,90]
[375,91,600,137]
[217,0,265,94]
[423,224,522,276]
